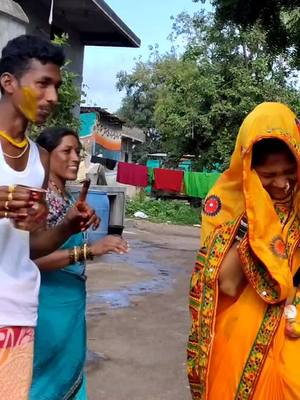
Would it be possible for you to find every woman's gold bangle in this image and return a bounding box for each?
[74,246,79,263]
[69,248,75,264]
[83,244,87,261]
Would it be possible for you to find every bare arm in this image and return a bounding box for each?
[29,198,100,259]
[30,221,73,259]
[35,235,129,271]
[35,248,70,271]
[218,242,246,297]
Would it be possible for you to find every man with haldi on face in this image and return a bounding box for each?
[0,35,97,399]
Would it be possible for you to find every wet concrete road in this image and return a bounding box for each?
[86,221,199,400]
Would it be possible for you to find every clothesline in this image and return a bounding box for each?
[116,161,220,199]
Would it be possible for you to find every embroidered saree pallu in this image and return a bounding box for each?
[0,326,34,400]
[187,103,300,400]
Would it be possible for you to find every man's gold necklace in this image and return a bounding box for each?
[2,143,29,159]
[0,130,29,159]
[0,130,29,148]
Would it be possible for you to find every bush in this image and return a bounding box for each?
[126,197,201,225]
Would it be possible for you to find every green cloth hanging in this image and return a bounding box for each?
[148,167,155,184]
[184,172,207,198]
[184,172,220,198]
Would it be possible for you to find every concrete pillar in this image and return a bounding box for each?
[0,0,29,53]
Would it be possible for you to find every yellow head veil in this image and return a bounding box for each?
[201,102,300,300]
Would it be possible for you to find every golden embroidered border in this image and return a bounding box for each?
[285,216,300,267]
[235,215,300,399]
[234,303,284,400]
[188,217,241,400]
[239,239,280,303]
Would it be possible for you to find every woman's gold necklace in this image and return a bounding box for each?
[49,179,71,204]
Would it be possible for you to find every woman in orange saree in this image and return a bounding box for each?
[187,102,300,400]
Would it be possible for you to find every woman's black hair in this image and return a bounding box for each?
[252,138,296,168]
[36,127,80,153]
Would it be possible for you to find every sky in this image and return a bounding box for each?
[82,0,204,113]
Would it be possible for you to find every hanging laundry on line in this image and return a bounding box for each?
[184,172,220,198]
[117,161,148,187]
[91,155,117,170]
[153,168,184,193]
[148,167,155,185]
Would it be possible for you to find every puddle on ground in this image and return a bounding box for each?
[86,240,190,370]
[87,240,181,310]
[85,350,109,372]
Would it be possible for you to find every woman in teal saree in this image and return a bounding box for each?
[30,127,128,399]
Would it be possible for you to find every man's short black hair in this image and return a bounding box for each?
[0,34,65,82]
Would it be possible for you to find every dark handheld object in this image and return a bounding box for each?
[108,225,124,236]
[78,179,91,202]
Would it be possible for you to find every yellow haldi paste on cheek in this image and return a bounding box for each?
[19,86,38,122]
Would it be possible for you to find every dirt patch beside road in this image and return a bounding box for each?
[129,218,200,238]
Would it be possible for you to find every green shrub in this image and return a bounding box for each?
[126,197,201,225]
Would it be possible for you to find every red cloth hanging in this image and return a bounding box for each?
[117,162,148,187]
[153,168,184,192]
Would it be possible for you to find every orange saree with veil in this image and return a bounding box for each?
[187,103,300,400]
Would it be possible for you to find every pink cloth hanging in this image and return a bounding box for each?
[153,168,184,192]
[117,162,148,187]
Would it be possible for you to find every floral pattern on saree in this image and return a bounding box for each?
[188,217,241,400]
[188,209,300,400]
[270,236,288,259]
[235,214,300,399]
[235,303,284,400]
[239,239,280,304]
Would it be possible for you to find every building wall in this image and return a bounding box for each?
[121,137,133,162]
[0,1,28,57]
[14,1,84,90]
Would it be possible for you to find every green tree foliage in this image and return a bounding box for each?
[116,53,164,163]
[197,0,300,60]
[156,13,300,169]
[117,12,300,170]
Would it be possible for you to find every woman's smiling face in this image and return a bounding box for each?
[255,152,297,200]
[49,135,81,182]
